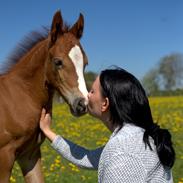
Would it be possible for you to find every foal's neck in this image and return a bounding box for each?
[11,40,47,78]
[9,39,52,105]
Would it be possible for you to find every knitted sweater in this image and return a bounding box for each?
[51,123,173,183]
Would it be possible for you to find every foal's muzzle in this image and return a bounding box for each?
[71,97,87,116]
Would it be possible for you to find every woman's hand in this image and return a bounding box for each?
[40,108,57,142]
[40,108,51,132]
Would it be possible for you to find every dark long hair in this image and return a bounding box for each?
[99,67,175,168]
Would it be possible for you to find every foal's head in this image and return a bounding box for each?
[45,11,88,116]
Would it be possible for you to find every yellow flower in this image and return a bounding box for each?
[10,176,16,183]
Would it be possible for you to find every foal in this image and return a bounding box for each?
[0,11,88,182]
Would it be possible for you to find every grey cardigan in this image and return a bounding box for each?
[51,123,173,183]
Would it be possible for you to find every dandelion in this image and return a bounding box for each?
[50,164,55,171]
[61,166,65,171]
[69,163,80,172]
[10,176,16,183]
[81,175,86,181]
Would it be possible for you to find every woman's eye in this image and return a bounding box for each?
[54,58,63,69]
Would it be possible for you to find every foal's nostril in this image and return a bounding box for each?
[77,98,87,113]
[73,98,87,116]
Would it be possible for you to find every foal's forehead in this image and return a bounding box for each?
[54,34,79,54]
[69,45,84,72]
[59,33,79,47]
[69,45,83,62]
[56,33,87,64]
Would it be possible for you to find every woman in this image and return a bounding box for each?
[40,67,175,182]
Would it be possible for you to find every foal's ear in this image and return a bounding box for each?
[49,10,63,46]
[69,13,84,39]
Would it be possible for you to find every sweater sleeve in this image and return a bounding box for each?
[99,152,147,183]
[51,135,104,170]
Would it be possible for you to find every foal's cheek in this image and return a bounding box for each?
[56,70,68,85]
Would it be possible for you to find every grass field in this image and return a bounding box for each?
[11,96,183,182]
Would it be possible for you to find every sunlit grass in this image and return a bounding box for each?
[11,96,183,182]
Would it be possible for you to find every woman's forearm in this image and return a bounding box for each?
[51,135,103,170]
[43,128,57,142]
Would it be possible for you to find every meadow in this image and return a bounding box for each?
[11,96,183,183]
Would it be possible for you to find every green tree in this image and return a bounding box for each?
[141,68,159,96]
[142,53,183,96]
[159,53,183,90]
[84,71,97,90]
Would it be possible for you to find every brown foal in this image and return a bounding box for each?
[0,11,88,182]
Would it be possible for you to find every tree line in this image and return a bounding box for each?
[84,53,183,97]
[141,53,183,96]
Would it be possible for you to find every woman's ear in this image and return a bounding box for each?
[101,97,109,112]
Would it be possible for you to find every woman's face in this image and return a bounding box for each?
[87,76,105,119]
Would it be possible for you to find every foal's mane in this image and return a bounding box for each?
[0,27,48,74]
[0,24,70,74]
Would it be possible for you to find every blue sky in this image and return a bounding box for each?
[0,0,183,79]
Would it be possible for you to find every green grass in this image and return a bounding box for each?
[11,96,183,182]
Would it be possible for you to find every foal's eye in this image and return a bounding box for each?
[54,58,63,69]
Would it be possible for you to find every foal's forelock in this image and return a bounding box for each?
[68,45,88,101]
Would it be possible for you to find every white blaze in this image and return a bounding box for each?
[69,45,88,101]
